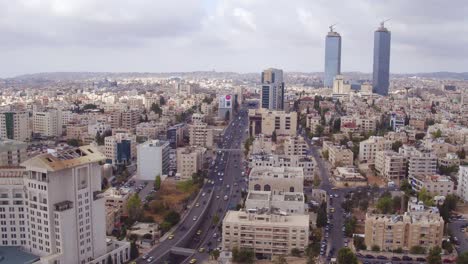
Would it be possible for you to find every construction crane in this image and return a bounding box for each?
[380,18,391,28]
[329,24,337,32]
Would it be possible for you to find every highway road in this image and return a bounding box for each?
[136,107,250,264]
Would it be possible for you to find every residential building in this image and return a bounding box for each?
[375,150,406,184]
[409,174,454,196]
[333,166,366,185]
[222,210,309,257]
[245,191,306,215]
[167,123,185,148]
[0,111,30,142]
[66,123,88,140]
[438,153,460,167]
[400,146,437,180]
[249,154,314,180]
[0,146,131,264]
[372,21,391,96]
[248,166,304,194]
[251,134,274,155]
[261,68,285,110]
[136,122,166,140]
[110,109,140,130]
[103,187,131,215]
[137,140,170,181]
[104,133,137,165]
[0,138,27,166]
[457,166,468,201]
[324,26,341,87]
[284,136,308,156]
[359,136,393,164]
[248,109,297,137]
[176,146,206,180]
[328,145,354,167]
[33,109,63,137]
[188,122,213,149]
[88,121,111,137]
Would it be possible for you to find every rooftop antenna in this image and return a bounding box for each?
[329,24,337,32]
[380,18,391,28]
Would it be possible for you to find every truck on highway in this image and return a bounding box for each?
[223,195,228,201]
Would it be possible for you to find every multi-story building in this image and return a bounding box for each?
[457,166,468,201]
[341,115,378,134]
[409,174,454,196]
[359,136,393,164]
[364,205,444,252]
[438,153,460,168]
[0,111,30,142]
[248,166,304,194]
[137,140,170,181]
[245,191,306,215]
[0,138,27,166]
[66,123,88,140]
[103,187,131,215]
[248,109,297,137]
[372,21,391,96]
[305,113,321,132]
[249,154,314,180]
[324,26,341,88]
[188,122,213,149]
[251,134,274,155]
[136,122,166,140]
[110,109,140,130]
[0,146,131,264]
[33,109,63,137]
[176,147,205,180]
[222,209,309,257]
[328,145,354,167]
[400,146,437,180]
[167,123,185,149]
[261,68,285,110]
[104,133,137,165]
[375,150,406,184]
[88,121,111,137]
[284,136,308,156]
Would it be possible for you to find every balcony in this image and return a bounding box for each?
[54,201,73,212]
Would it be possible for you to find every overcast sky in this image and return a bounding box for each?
[0,0,467,77]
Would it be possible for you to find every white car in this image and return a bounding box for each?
[193,216,198,221]
[202,192,206,197]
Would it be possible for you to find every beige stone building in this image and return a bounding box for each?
[375,150,407,184]
[359,136,393,164]
[364,210,444,252]
[248,109,297,137]
[222,210,309,257]
[284,136,308,156]
[176,146,206,180]
[248,166,304,194]
[400,146,437,180]
[188,122,214,149]
[66,123,88,140]
[409,174,454,197]
[249,154,315,180]
[0,139,27,166]
[0,111,30,142]
[328,145,354,167]
[111,109,140,130]
[104,133,137,165]
[103,187,131,215]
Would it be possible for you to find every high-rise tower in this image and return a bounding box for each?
[261,68,285,110]
[372,21,391,96]
[324,25,342,88]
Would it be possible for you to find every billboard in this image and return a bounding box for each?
[219,94,232,109]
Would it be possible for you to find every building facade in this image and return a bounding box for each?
[359,136,393,164]
[324,27,342,87]
[261,68,285,110]
[137,140,170,181]
[176,147,205,180]
[372,22,391,96]
[0,111,30,142]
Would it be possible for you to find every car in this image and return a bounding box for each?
[216,195,220,199]
[189,259,197,264]
[195,203,200,207]
[202,192,206,197]
[142,254,148,259]
[416,257,426,262]
[391,256,401,261]
[147,256,154,262]
[334,194,339,198]
[402,256,412,261]
[196,230,202,235]
[193,216,198,221]
[223,195,228,201]
[226,184,230,188]
[198,247,205,253]
[213,233,217,238]
[376,255,387,260]
[168,234,174,240]
[365,254,374,259]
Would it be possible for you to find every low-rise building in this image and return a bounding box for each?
[103,187,131,215]
[222,209,309,257]
[0,138,27,166]
[438,152,460,168]
[249,154,314,180]
[284,136,308,156]
[245,191,306,215]
[249,166,304,194]
[333,166,366,185]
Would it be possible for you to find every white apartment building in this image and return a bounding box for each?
[0,146,130,264]
[458,166,468,201]
[176,147,206,180]
[0,139,27,166]
[249,154,314,180]
[33,109,63,137]
[375,150,406,183]
[188,122,213,149]
[104,133,137,166]
[137,140,170,181]
[409,174,454,197]
[248,166,304,194]
[400,146,437,180]
[0,111,30,142]
[245,191,306,215]
[222,210,309,257]
[359,136,393,164]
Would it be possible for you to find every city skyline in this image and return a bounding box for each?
[0,0,467,77]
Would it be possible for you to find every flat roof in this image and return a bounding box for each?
[0,246,40,264]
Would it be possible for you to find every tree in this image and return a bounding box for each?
[332,118,341,133]
[127,194,142,222]
[272,130,277,143]
[316,202,328,227]
[400,180,413,196]
[457,251,468,264]
[353,236,366,251]
[160,96,166,106]
[274,255,288,264]
[432,129,442,138]
[418,187,434,206]
[164,211,181,226]
[410,245,426,254]
[315,125,324,137]
[130,241,139,259]
[427,246,442,264]
[212,214,220,225]
[151,103,163,115]
[211,249,220,260]
[415,132,426,140]
[337,248,358,264]
[458,148,466,159]
[154,175,161,190]
[291,248,301,257]
[83,103,98,110]
[371,245,380,252]
[67,138,82,147]
[376,196,393,214]
[392,141,403,152]
[232,247,254,264]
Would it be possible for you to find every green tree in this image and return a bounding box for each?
[67,138,82,147]
[457,251,468,264]
[353,236,366,251]
[130,241,139,259]
[127,194,142,222]
[332,118,341,133]
[344,217,357,237]
[371,245,380,252]
[432,129,442,138]
[418,187,434,206]
[160,96,166,106]
[212,214,220,225]
[274,255,288,264]
[232,247,254,264]
[427,246,442,264]
[337,248,358,264]
[316,202,328,228]
[151,103,163,115]
[392,141,403,152]
[164,211,181,226]
[315,125,324,137]
[458,148,466,159]
[154,175,161,190]
[83,103,98,110]
[400,180,413,196]
[211,249,220,260]
[376,196,393,214]
[272,130,277,143]
[291,248,301,257]
[410,245,426,254]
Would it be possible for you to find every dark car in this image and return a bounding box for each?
[365,254,374,259]
[391,256,401,261]
[376,255,387,260]
[417,257,426,262]
[402,256,413,261]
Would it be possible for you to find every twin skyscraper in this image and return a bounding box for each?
[324,22,391,96]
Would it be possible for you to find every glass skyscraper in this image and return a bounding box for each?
[324,27,341,87]
[372,23,391,96]
[261,68,285,110]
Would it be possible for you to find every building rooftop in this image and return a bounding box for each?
[139,140,169,148]
[224,210,309,227]
[0,246,40,264]
[0,138,27,152]
[21,145,106,172]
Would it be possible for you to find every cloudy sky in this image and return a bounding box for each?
[0,0,467,77]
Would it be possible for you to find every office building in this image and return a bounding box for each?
[222,210,309,257]
[261,68,285,110]
[0,146,130,264]
[104,133,137,165]
[137,140,170,181]
[0,138,27,166]
[176,147,206,180]
[372,21,391,96]
[0,111,30,142]
[359,136,392,164]
[33,109,63,137]
[332,75,351,98]
[248,108,297,137]
[167,123,185,149]
[324,26,342,87]
[218,95,233,120]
